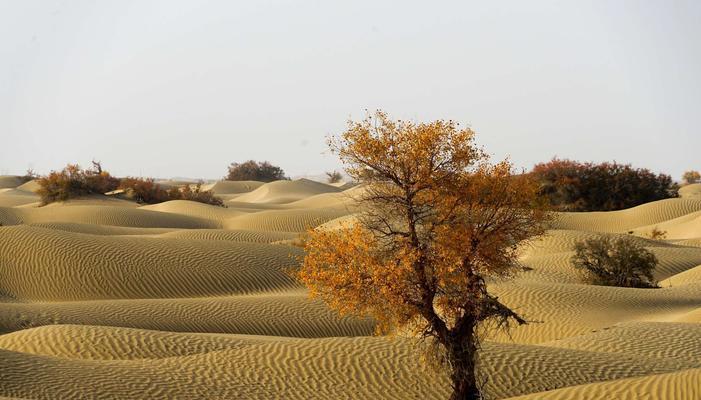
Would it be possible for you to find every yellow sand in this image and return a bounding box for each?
[0,180,700,399]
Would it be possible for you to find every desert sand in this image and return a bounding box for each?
[0,177,700,399]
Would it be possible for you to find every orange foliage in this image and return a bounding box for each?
[298,111,549,399]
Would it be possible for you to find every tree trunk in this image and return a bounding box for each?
[446,331,481,400]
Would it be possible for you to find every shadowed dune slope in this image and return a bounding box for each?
[0,225,301,301]
[0,176,24,189]
[0,189,38,208]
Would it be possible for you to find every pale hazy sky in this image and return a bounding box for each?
[1,1,699,180]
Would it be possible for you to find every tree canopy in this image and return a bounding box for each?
[298,111,549,399]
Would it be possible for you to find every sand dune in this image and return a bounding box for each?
[2,179,701,399]
[0,324,696,399]
[13,180,40,193]
[0,176,25,189]
[0,205,217,228]
[551,198,701,232]
[680,183,701,199]
[633,210,701,239]
[0,292,373,337]
[235,179,342,204]
[0,225,301,301]
[141,200,247,225]
[201,180,264,194]
[224,207,350,232]
[0,189,39,208]
[507,368,701,400]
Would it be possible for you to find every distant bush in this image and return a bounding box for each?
[572,236,658,288]
[647,226,667,240]
[119,178,224,206]
[118,177,170,204]
[683,170,700,185]
[178,182,225,207]
[325,170,342,184]
[531,158,678,211]
[37,162,120,205]
[225,160,288,182]
[21,168,39,183]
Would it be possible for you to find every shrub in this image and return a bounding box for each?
[21,168,39,183]
[225,160,288,182]
[683,170,700,185]
[118,177,170,204]
[178,182,225,207]
[647,226,667,240]
[531,158,678,211]
[571,236,658,288]
[325,170,342,184]
[118,178,225,206]
[36,163,120,205]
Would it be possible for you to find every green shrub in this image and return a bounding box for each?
[571,236,658,288]
[225,160,288,182]
[36,163,119,205]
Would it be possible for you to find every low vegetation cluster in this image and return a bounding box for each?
[36,162,120,205]
[225,160,288,182]
[36,163,224,207]
[683,170,700,185]
[571,236,659,288]
[531,158,678,211]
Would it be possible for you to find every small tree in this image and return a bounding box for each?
[225,160,288,182]
[298,111,549,399]
[325,170,342,183]
[683,170,700,185]
[572,236,658,288]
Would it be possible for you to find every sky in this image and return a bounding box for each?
[1,0,699,180]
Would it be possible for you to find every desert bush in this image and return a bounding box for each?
[36,163,120,205]
[647,226,667,240]
[325,170,342,183]
[178,182,225,207]
[531,158,678,211]
[683,170,700,185]
[118,178,224,206]
[21,168,39,183]
[225,160,288,182]
[118,177,170,204]
[572,236,658,288]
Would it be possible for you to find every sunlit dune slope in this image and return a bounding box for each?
[235,179,342,204]
[0,225,301,301]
